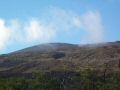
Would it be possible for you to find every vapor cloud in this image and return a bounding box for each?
[0,19,11,50]
[25,19,56,43]
[81,11,104,43]
[46,7,104,44]
[0,7,104,51]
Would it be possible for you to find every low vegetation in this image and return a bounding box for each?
[0,69,120,90]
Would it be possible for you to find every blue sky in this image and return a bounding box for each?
[0,0,120,54]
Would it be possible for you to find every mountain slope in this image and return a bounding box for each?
[0,41,120,73]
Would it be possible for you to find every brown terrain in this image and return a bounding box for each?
[0,41,120,73]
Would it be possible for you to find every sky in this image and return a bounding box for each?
[0,0,120,54]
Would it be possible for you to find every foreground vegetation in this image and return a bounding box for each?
[0,69,120,90]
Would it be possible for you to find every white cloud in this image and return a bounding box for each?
[0,19,11,50]
[0,19,56,51]
[0,7,104,52]
[46,7,104,44]
[25,19,56,43]
[72,16,82,28]
[81,11,104,43]
[44,7,82,32]
[8,19,23,42]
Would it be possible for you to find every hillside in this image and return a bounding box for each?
[0,41,120,73]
